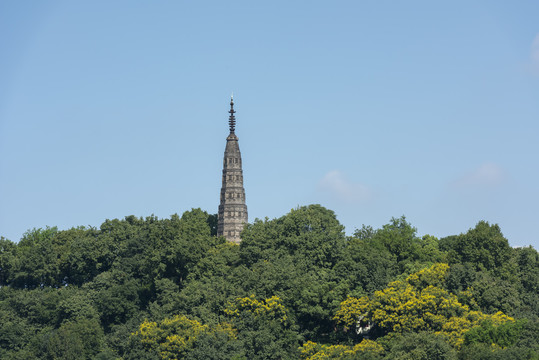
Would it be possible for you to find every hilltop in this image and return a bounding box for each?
[0,205,537,359]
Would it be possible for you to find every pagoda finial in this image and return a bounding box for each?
[228,95,236,133]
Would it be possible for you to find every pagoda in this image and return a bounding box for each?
[217,96,248,243]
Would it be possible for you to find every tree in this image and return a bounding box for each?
[386,332,457,360]
[0,237,16,286]
[440,221,512,272]
[512,246,539,318]
[515,246,539,294]
[334,236,397,294]
[371,216,420,266]
[235,206,350,340]
[176,242,245,324]
[56,288,100,325]
[84,269,141,330]
[11,227,60,288]
[131,315,240,360]
[36,318,104,360]
[0,306,37,358]
[299,339,383,359]
[169,209,224,283]
[334,264,514,347]
[62,226,110,286]
[471,272,521,315]
[225,295,300,359]
[361,216,445,274]
[463,319,526,349]
[240,205,346,270]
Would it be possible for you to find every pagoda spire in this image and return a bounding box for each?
[228,94,236,133]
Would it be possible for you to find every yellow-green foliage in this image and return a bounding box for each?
[225,294,288,324]
[405,263,449,289]
[132,315,236,360]
[334,263,514,348]
[299,339,383,359]
[333,296,370,331]
[439,311,514,347]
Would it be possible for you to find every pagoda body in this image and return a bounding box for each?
[217,96,248,243]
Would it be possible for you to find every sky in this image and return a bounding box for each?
[1,1,538,248]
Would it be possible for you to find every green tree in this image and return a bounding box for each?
[35,318,104,360]
[513,246,539,318]
[62,226,108,286]
[334,236,397,294]
[56,288,100,325]
[334,264,514,347]
[299,339,383,359]
[471,271,521,315]
[177,242,245,324]
[240,205,346,270]
[0,237,16,286]
[225,295,300,359]
[5,287,65,327]
[169,209,224,283]
[11,226,60,288]
[515,246,539,294]
[464,319,526,349]
[440,221,512,273]
[386,332,457,360]
[371,216,419,265]
[0,305,37,358]
[237,205,348,339]
[131,315,240,360]
[446,263,477,293]
[84,269,141,330]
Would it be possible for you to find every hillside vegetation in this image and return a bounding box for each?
[0,205,537,359]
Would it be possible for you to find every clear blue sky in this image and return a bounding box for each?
[1,1,538,248]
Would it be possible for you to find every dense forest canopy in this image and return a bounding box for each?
[0,205,537,359]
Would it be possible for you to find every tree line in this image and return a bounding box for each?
[0,205,537,359]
